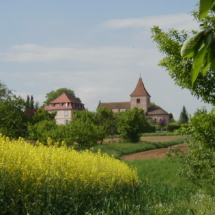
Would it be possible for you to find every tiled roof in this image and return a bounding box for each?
[98,102,130,109]
[130,77,150,97]
[50,93,82,104]
[147,107,169,115]
[44,93,85,111]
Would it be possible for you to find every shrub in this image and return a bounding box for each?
[144,124,156,133]
[118,107,150,143]
[166,123,181,132]
[168,108,215,186]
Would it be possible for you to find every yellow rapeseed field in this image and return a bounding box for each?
[0,134,139,213]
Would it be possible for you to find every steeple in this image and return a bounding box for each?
[130,77,150,97]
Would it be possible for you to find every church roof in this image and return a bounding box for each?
[130,77,150,97]
[50,93,83,104]
[98,101,130,110]
[147,107,169,115]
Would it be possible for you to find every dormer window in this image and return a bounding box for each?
[137,99,140,104]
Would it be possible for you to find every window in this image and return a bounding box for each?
[60,103,63,107]
[137,98,140,104]
[64,110,68,116]
[66,103,69,107]
[64,120,70,125]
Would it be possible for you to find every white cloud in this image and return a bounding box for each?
[102,14,199,31]
[0,44,147,64]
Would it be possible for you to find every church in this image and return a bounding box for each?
[97,77,170,124]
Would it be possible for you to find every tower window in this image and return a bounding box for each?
[137,99,140,104]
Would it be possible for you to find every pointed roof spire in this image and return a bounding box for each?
[130,77,150,97]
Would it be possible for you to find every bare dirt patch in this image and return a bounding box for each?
[120,143,188,161]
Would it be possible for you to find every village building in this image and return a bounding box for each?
[44,93,85,125]
[97,77,170,124]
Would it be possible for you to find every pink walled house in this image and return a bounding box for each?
[44,93,85,125]
[98,77,170,125]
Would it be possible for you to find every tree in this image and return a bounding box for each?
[117,107,150,143]
[70,110,106,148]
[151,25,215,105]
[43,88,80,106]
[0,80,13,100]
[150,102,160,108]
[96,107,118,142]
[168,108,215,186]
[169,113,176,123]
[25,95,30,110]
[180,0,215,84]
[154,0,215,186]
[179,106,189,124]
[31,107,56,125]
[157,118,167,131]
[0,95,28,138]
[30,95,34,110]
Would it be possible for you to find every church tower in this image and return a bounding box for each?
[130,77,151,113]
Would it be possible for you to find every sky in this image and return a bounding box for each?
[0,0,213,120]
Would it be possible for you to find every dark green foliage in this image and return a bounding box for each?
[43,88,79,106]
[28,120,58,144]
[31,107,56,125]
[71,110,106,148]
[25,95,30,110]
[30,95,34,110]
[117,107,150,143]
[150,102,160,108]
[179,106,189,124]
[151,24,215,105]
[28,110,106,148]
[96,107,118,140]
[144,124,156,133]
[166,123,182,132]
[180,108,215,149]
[0,80,13,100]
[0,82,27,138]
[168,108,215,186]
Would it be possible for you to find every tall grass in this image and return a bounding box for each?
[125,157,196,189]
[91,138,184,158]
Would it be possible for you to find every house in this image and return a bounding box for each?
[44,93,85,125]
[97,77,170,124]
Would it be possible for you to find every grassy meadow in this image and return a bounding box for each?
[90,137,184,158]
[1,134,215,214]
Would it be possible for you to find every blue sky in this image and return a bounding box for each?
[0,0,212,120]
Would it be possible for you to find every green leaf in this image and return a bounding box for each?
[210,40,215,71]
[191,44,207,84]
[204,31,213,48]
[181,31,204,58]
[199,0,214,19]
[201,50,211,76]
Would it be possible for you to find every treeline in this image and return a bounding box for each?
[0,81,154,146]
[28,107,154,148]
